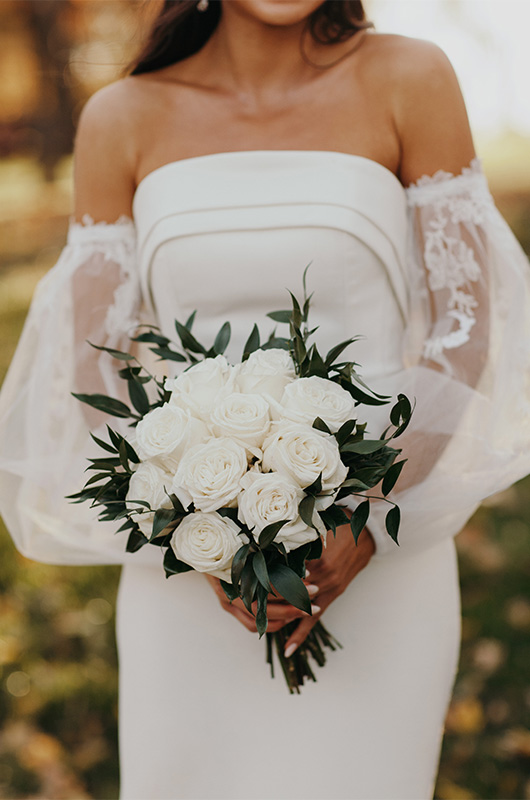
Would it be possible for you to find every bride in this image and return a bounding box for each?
[1,1,530,798]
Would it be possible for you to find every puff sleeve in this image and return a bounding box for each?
[363,158,530,557]
[0,217,159,565]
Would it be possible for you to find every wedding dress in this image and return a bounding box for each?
[1,150,530,800]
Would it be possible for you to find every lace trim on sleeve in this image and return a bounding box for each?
[404,158,496,361]
[66,215,140,338]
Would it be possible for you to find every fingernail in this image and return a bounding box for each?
[284,643,297,658]
[311,604,321,614]
[304,569,310,578]
[306,584,319,595]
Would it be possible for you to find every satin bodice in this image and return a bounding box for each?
[132,151,409,384]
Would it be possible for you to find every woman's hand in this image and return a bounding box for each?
[205,573,321,633]
[282,522,375,657]
[205,516,375,649]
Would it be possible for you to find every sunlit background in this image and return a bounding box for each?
[0,2,529,798]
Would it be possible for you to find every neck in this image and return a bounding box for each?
[201,4,332,101]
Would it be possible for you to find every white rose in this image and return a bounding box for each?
[210,392,271,450]
[135,404,208,469]
[235,348,296,401]
[165,355,236,420]
[278,376,356,433]
[238,471,319,553]
[126,461,173,537]
[172,437,248,513]
[171,511,247,582]
[262,422,347,493]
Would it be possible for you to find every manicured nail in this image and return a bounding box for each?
[304,569,310,578]
[306,584,319,596]
[311,604,321,614]
[284,643,297,658]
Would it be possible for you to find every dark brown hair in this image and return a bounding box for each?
[128,0,373,75]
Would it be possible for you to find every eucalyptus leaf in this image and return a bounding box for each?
[312,417,331,434]
[220,580,239,602]
[128,379,150,416]
[341,439,388,455]
[258,519,289,549]
[151,507,177,539]
[175,320,207,355]
[255,584,269,638]
[212,321,231,355]
[242,324,260,359]
[382,460,406,496]
[266,310,292,324]
[72,393,132,418]
[350,499,370,544]
[86,341,135,361]
[298,494,316,528]
[385,505,400,544]
[185,310,197,330]
[269,563,311,615]
[126,529,148,553]
[231,543,250,587]
[252,550,271,593]
[163,546,194,576]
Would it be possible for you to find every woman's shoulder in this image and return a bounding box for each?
[74,78,147,222]
[359,32,475,185]
[360,32,457,87]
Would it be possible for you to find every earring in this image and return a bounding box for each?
[197,0,209,10]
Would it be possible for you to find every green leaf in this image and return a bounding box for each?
[350,499,370,544]
[252,550,271,593]
[255,584,268,638]
[231,543,250,587]
[382,460,406,496]
[319,504,350,534]
[304,472,322,497]
[335,419,357,447]
[312,416,331,435]
[341,439,387,455]
[260,336,290,351]
[288,291,303,329]
[126,529,148,553]
[242,324,260,359]
[269,563,311,614]
[212,321,231,355]
[86,341,135,361]
[72,393,132,418]
[324,338,358,367]
[128,379,150,416]
[175,320,207,355]
[132,331,170,346]
[307,345,327,378]
[298,495,316,528]
[258,520,289,549]
[163,546,194,576]
[150,346,187,363]
[385,506,401,544]
[184,310,197,330]
[89,431,117,454]
[166,492,186,514]
[240,560,258,612]
[151,507,177,539]
[220,579,239,602]
[266,310,292,324]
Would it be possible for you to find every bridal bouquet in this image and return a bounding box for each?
[70,269,412,692]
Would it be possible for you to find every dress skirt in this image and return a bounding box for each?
[117,537,461,800]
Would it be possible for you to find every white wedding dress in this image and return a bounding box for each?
[1,150,530,800]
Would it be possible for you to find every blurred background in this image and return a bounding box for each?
[0,1,529,798]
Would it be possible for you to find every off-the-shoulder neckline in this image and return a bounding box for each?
[69,151,484,230]
[132,150,404,204]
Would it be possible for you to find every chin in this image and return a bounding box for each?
[227,0,325,26]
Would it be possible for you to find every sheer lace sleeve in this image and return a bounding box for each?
[0,217,159,566]
[361,158,530,557]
